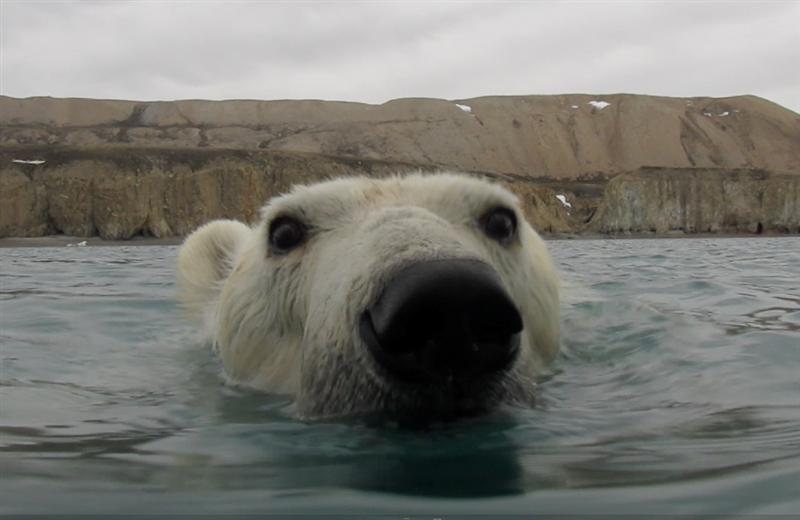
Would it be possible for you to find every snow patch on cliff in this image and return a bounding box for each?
[588,100,610,110]
[556,194,572,208]
[12,159,46,165]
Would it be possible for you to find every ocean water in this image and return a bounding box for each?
[1,238,799,516]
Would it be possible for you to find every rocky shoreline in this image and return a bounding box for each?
[2,94,798,239]
[2,147,798,240]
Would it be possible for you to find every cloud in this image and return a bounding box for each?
[1,1,798,112]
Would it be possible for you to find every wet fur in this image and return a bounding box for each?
[177,173,559,418]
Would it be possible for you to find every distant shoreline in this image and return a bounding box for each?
[0,236,184,248]
[1,233,795,248]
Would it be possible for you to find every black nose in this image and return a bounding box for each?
[360,259,523,383]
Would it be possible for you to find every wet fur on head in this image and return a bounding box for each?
[177,173,560,419]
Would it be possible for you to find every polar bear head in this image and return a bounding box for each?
[177,173,559,419]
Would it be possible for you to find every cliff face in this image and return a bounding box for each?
[590,168,800,234]
[1,94,798,240]
[0,148,572,239]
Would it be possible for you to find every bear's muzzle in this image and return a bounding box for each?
[359,259,523,385]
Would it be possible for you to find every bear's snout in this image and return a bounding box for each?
[359,259,523,384]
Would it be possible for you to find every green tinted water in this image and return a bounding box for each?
[1,238,799,516]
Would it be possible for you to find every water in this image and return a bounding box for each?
[1,238,799,516]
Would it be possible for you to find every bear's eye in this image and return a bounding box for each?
[481,206,517,244]
[268,216,307,254]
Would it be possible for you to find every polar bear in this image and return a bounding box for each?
[177,173,559,419]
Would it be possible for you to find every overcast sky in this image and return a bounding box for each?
[2,0,798,112]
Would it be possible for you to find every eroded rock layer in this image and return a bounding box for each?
[2,94,798,238]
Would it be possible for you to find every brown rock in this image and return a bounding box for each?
[1,93,798,240]
[0,166,50,236]
[2,94,798,179]
[40,161,98,236]
[590,167,800,234]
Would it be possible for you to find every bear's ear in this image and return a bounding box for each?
[176,219,251,323]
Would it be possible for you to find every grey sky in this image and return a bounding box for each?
[2,0,799,112]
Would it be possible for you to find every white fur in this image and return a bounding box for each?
[177,173,560,418]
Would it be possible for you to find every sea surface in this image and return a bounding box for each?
[1,238,799,517]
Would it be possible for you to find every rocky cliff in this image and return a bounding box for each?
[0,147,573,239]
[1,94,798,239]
[591,167,800,234]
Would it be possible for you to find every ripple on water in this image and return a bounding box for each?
[1,238,799,514]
